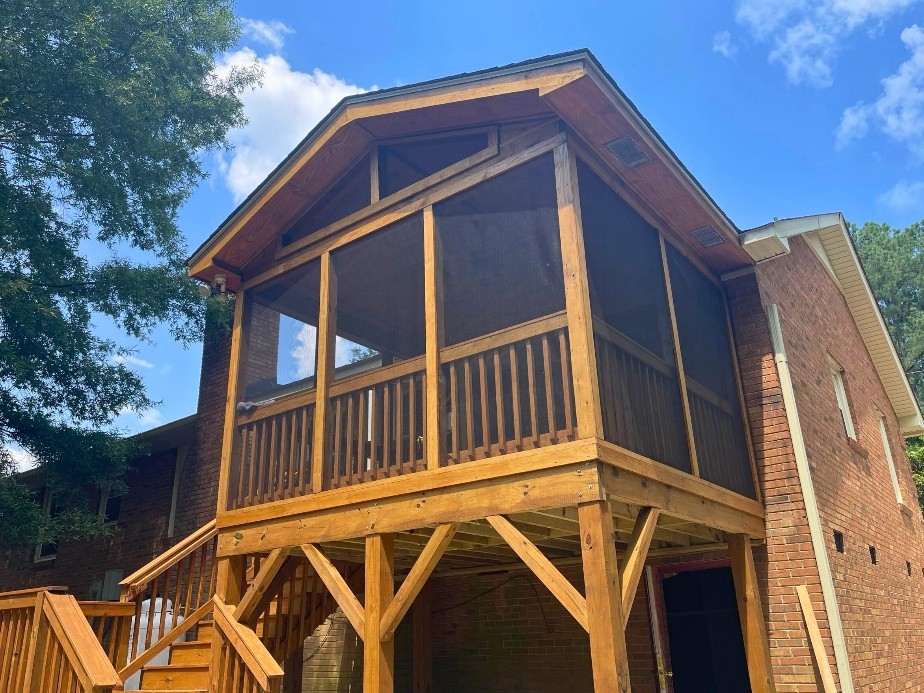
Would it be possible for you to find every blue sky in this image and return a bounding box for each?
[108,0,924,437]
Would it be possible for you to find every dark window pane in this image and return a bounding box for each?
[436,153,564,346]
[331,213,425,377]
[666,245,754,497]
[243,261,322,401]
[577,160,690,473]
[283,155,371,246]
[379,132,489,198]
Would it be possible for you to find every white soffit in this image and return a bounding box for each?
[742,213,924,437]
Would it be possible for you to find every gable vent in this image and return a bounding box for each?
[605,136,650,168]
[691,225,725,248]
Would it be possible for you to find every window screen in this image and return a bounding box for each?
[379,131,490,199]
[666,245,754,497]
[283,154,372,246]
[243,260,322,402]
[577,160,690,472]
[435,153,564,346]
[330,213,425,377]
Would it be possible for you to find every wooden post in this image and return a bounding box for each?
[554,141,603,439]
[211,554,246,693]
[728,534,775,693]
[23,590,47,692]
[217,292,250,513]
[578,500,631,692]
[365,533,395,693]
[412,583,433,693]
[312,252,338,492]
[423,205,444,471]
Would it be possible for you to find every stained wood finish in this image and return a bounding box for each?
[796,584,837,693]
[78,601,134,671]
[619,507,659,627]
[728,534,776,693]
[365,534,396,693]
[578,500,631,692]
[212,596,284,693]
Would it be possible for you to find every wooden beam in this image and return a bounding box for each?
[365,533,395,693]
[233,547,290,627]
[578,500,631,692]
[300,544,365,641]
[380,523,457,639]
[554,140,603,439]
[796,585,837,693]
[728,534,775,693]
[620,507,659,628]
[412,583,432,693]
[216,292,249,513]
[423,205,443,471]
[486,514,589,631]
[312,251,337,492]
[219,460,602,556]
[658,234,700,476]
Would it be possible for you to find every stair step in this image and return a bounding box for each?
[169,640,211,664]
[195,620,214,640]
[140,663,209,690]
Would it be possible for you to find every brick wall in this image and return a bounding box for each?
[0,445,181,598]
[753,236,924,690]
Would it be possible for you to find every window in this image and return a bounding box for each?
[378,131,491,198]
[877,413,903,504]
[98,485,122,525]
[833,530,845,553]
[830,364,856,440]
[34,488,64,563]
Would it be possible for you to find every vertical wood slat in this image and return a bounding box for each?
[554,142,603,440]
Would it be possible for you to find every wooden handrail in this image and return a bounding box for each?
[42,592,122,692]
[0,585,66,610]
[213,596,284,691]
[440,311,568,363]
[117,598,213,682]
[120,518,217,597]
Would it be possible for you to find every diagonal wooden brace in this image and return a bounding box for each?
[233,547,292,627]
[620,507,660,628]
[380,523,458,640]
[486,514,589,631]
[300,543,366,641]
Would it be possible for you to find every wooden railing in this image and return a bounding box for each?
[442,313,576,464]
[327,361,426,489]
[231,397,316,509]
[78,601,134,671]
[0,588,123,693]
[593,319,689,472]
[213,597,284,693]
[119,519,218,662]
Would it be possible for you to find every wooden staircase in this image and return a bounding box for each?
[0,521,351,692]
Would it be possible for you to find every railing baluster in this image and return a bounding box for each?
[345,394,355,484]
[463,359,475,461]
[382,383,391,477]
[541,334,556,442]
[477,354,489,456]
[493,349,506,453]
[558,329,574,437]
[395,378,404,471]
[409,374,417,468]
[449,363,459,462]
[525,339,539,447]
[509,344,522,450]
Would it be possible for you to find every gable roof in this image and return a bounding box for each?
[188,49,754,287]
[742,213,924,437]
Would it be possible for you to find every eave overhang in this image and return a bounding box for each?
[187,49,753,289]
[742,214,924,437]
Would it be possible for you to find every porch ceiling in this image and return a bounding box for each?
[188,50,753,290]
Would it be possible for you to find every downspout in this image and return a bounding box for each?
[765,304,854,691]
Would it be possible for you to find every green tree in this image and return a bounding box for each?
[851,220,924,508]
[0,0,256,544]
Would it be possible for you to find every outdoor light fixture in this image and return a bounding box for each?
[199,274,231,301]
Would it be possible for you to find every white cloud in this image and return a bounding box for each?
[291,323,317,379]
[239,18,294,51]
[112,353,154,369]
[3,445,37,473]
[713,31,739,58]
[835,24,924,155]
[213,42,371,202]
[877,179,924,210]
[117,407,164,432]
[736,0,922,86]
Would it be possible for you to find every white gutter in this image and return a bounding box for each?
[765,304,854,692]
